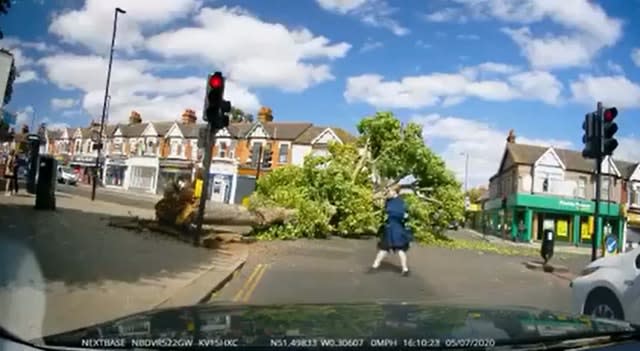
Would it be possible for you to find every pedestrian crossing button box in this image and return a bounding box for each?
[541,229,555,264]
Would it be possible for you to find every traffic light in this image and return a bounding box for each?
[203,72,231,130]
[602,107,618,156]
[262,147,273,168]
[582,112,598,159]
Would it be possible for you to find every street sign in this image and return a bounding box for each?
[91,130,100,142]
[605,234,617,254]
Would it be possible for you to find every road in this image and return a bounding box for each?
[22,185,590,314]
[209,237,581,314]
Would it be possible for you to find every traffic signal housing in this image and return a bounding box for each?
[602,107,618,156]
[204,72,231,130]
[582,112,598,159]
[262,146,273,169]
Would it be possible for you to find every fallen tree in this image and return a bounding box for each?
[248,112,465,242]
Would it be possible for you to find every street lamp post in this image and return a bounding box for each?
[91,7,126,201]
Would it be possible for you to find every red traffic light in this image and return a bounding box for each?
[604,107,617,122]
[209,74,223,89]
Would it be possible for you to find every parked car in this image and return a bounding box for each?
[571,246,640,324]
[447,221,459,231]
[57,166,78,185]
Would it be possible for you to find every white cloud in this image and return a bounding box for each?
[14,70,39,84]
[617,137,640,163]
[428,0,622,70]
[415,40,432,49]
[145,7,350,92]
[46,122,71,131]
[39,54,261,123]
[344,63,562,108]
[411,113,573,187]
[49,0,202,53]
[423,8,467,23]
[456,34,480,40]
[606,60,624,74]
[316,0,368,13]
[570,75,640,109]
[315,0,408,36]
[631,48,640,67]
[50,98,77,110]
[360,40,383,53]
[15,106,35,127]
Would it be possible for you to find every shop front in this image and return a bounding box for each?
[484,193,622,248]
[104,155,128,188]
[69,155,102,185]
[157,159,194,194]
[207,158,238,204]
[124,156,159,193]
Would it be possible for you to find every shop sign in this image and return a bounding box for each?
[558,199,593,212]
[513,193,620,216]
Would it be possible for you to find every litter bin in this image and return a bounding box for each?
[35,155,57,210]
[540,229,555,264]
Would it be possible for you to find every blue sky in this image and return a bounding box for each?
[1,0,640,186]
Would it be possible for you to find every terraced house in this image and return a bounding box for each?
[46,108,357,204]
[483,131,638,250]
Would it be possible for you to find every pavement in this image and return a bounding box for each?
[0,193,247,341]
[208,237,579,315]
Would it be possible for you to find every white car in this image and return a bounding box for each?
[57,166,79,185]
[571,246,640,324]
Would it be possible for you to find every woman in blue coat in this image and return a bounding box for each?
[370,184,413,276]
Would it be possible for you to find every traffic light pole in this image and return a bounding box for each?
[194,122,217,247]
[592,101,604,262]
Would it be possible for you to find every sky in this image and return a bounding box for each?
[1,0,640,188]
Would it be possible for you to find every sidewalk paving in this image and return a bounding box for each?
[0,193,247,340]
[452,227,592,256]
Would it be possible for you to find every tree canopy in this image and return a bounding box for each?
[249,111,464,243]
[230,107,253,123]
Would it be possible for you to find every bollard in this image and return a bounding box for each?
[540,229,555,264]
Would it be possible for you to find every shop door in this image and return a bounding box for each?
[211,177,228,203]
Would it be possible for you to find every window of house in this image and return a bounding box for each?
[75,140,82,153]
[516,176,522,193]
[113,139,123,154]
[601,177,611,197]
[577,176,587,198]
[631,186,640,206]
[168,139,183,158]
[542,177,549,192]
[251,142,262,168]
[146,140,156,155]
[279,143,289,164]
[218,141,227,158]
[190,140,198,160]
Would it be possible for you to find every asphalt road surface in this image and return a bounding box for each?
[42,184,587,314]
[209,238,577,314]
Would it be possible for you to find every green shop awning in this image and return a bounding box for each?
[484,193,620,217]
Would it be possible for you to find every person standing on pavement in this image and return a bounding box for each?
[4,150,18,196]
[370,184,413,276]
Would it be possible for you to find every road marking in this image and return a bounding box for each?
[232,264,263,302]
[241,264,268,303]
